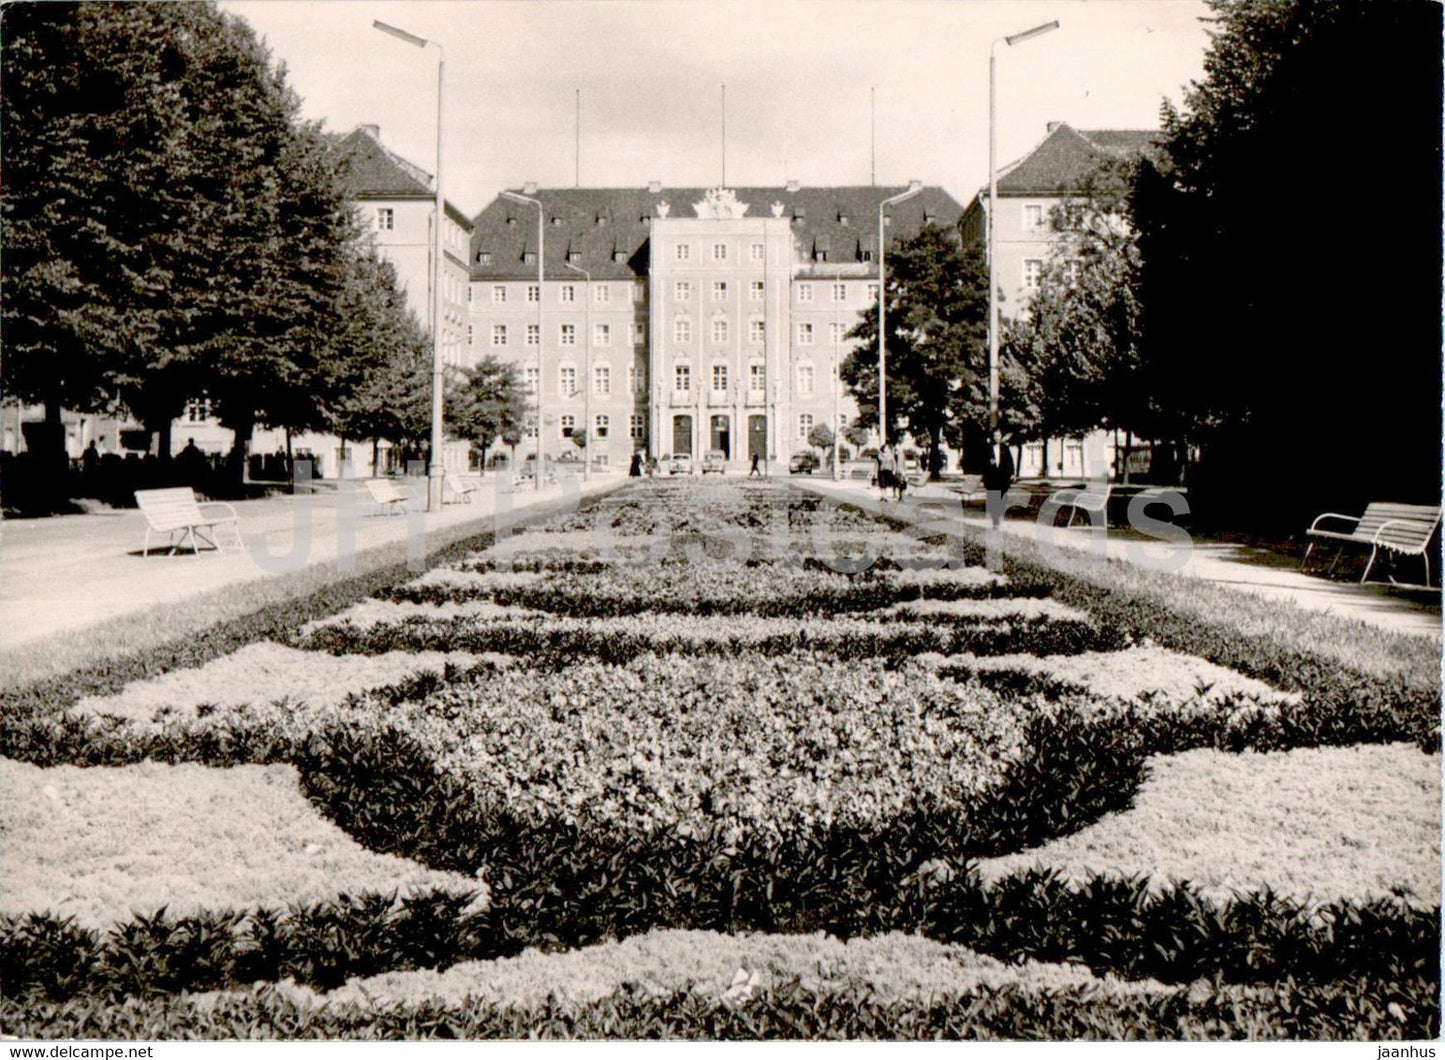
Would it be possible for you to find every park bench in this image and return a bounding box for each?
[1304,501,1441,587]
[134,487,242,556]
[364,477,419,515]
[444,474,483,504]
[1050,481,1113,528]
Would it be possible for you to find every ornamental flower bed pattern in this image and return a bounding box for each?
[2,477,1439,1039]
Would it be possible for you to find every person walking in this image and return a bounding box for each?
[749,452,761,478]
[877,447,894,502]
[982,430,1015,529]
[892,445,908,501]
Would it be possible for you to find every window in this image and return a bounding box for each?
[567,251,581,264]
[594,364,611,394]
[560,324,576,346]
[525,366,539,393]
[523,251,536,265]
[559,365,577,393]
[476,252,491,266]
[712,242,727,261]
[1024,204,1045,230]
[630,414,645,440]
[1063,260,1081,287]
[750,242,764,262]
[594,414,610,438]
[797,364,815,395]
[375,208,394,231]
[186,398,211,423]
[867,283,880,301]
[832,283,847,302]
[798,413,814,439]
[675,243,691,261]
[674,364,691,392]
[632,283,645,303]
[467,324,474,346]
[749,281,764,302]
[594,323,611,347]
[492,285,506,304]
[629,365,646,393]
[829,322,844,345]
[560,285,576,303]
[633,323,646,345]
[750,320,765,343]
[712,281,728,301]
[712,364,728,391]
[560,414,576,438]
[614,251,627,263]
[674,319,691,344]
[711,319,728,344]
[594,284,610,304]
[1023,259,1044,291]
[491,324,507,346]
[526,324,540,346]
[798,322,814,345]
[467,286,474,303]
[675,281,691,301]
[797,283,813,303]
[527,284,540,303]
[524,422,537,440]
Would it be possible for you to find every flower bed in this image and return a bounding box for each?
[0,759,479,928]
[975,743,1442,908]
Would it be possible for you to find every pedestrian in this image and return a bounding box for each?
[893,446,908,501]
[629,451,643,477]
[877,447,894,502]
[982,430,1014,529]
[749,452,761,478]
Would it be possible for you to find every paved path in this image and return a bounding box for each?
[801,477,1442,640]
[0,472,620,652]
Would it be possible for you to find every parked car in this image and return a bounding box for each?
[789,451,820,475]
[668,454,693,475]
[702,449,727,474]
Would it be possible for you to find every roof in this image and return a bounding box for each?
[468,185,963,281]
[993,123,1160,197]
[332,127,473,230]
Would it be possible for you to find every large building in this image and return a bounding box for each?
[960,121,1157,479]
[467,183,962,471]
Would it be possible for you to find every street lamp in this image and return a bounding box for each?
[501,190,544,491]
[563,260,591,481]
[877,185,924,449]
[373,19,447,512]
[833,266,844,479]
[988,19,1060,436]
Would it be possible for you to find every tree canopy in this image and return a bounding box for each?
[840,224,989,478]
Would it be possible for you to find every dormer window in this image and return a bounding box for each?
[838,212,849,225]
[567,251,582,263]
[476,251,491,265]
[551,216,564,226]
[523,251,537,264]
[613,251,627,263]
[506,217,517,226]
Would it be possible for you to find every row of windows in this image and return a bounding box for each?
[673,241,766,263]
[669,320,849,345]
[663,363,824,395]
[482,283,646,305]
[1021,259,1080,291]
[558,413,641,440]
[523,365,648,395]
[668,281,876,303]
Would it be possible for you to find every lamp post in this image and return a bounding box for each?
[373,19,446,512]
[501,190,544,491]
[833,266,843,479]
[877,185,924,449]
[563,260,591,480]
[988,19,1059,436]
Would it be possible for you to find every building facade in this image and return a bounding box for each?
[468,183,961,471]
[960,122,1157,480]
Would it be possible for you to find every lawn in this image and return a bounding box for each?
[1,478,1438,1040]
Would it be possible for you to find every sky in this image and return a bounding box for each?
[219,0,1215,218]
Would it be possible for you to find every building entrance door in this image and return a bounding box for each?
[710,414,731,459]
[748,415,767,463]
[672,415,693,457]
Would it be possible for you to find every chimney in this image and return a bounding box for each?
[907,179,922,192]
[523,180,538,196]
[647,180,663,194]
[785,179,800,193]
[1046,121,1062,134]
[358,123,381,140]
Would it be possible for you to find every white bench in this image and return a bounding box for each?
[443,474,483,504]
[1305,501,1441,587]
[134,488,241,555]
[364,477,418,515]
[1051,481,1112,527]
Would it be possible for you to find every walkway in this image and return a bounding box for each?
[800,477,1442,640]
[0,472,619,654]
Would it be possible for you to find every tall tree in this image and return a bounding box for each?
[446,356,528,472]
[1135,0,1442,528]
[841,224,989,479]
